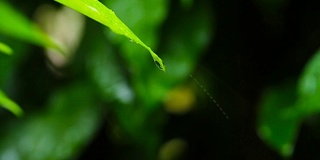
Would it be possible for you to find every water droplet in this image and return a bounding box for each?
[154,60,163,70]
[129,39,133,42]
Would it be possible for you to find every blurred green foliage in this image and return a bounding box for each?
[0,84,101,160]
[1,0,320,159]
[257,48,320,158]
[0,0,212,159]
[0,1,61,52]
[0,0,55,117]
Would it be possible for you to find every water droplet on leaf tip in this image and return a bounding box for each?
[154,60,163,70]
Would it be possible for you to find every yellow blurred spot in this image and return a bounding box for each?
[164,86,195,114]
[158,138,187,160]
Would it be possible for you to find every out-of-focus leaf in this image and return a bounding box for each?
[0,89,23,117]
[0,1,62,52]
[297,49,320,116]
[257,49,320,158]
[55,0,165,71]
[0,83,101,160]
[0,42,13,55]
[86,31,133,104]
[257,82,302,157]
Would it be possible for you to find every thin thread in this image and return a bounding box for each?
[189,74,229,119]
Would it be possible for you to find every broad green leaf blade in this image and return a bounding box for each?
[0,42,13,55]
[0,89,23,117]
[0,1,62,52]
[55,0,165,72]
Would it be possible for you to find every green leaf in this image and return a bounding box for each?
[0,42,13,55]
[257,49,320,158]
[0,89,23,117]
[0,1,61,52]
[257,82,301,157]
[297,49,320,116]
[55,0,166,72]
